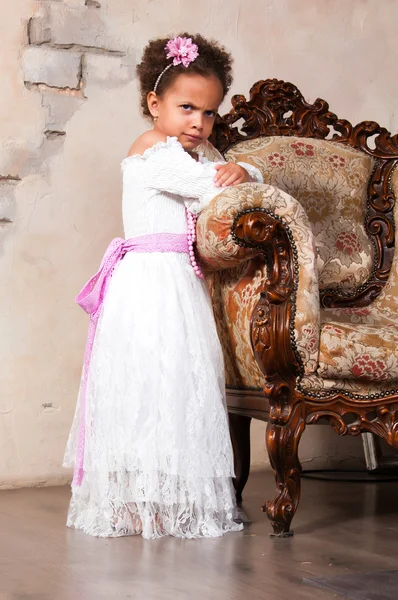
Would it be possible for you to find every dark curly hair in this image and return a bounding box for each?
[136,33,233,118]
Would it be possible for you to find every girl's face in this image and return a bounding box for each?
[147,73,224,152]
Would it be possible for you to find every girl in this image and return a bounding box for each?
[63,33,263,539]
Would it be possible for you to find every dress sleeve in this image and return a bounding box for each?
[122,137,221,200]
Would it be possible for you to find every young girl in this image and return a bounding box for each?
[63,33,263,539]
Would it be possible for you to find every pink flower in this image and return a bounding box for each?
[165,37,199,68]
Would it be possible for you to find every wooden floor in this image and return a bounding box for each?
[0,469,397,600]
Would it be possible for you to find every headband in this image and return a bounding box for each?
[153,36,199,93]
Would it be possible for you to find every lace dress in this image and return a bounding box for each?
[63,136,262,539]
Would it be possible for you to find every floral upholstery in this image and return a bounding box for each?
[196,140,398,398]
[205,261,268,389]
[196,182,319,388]
[225,136,374,291]
[310,170,398,388]
[322,170,398,328]
[318,321,398,382]
[299,374,398,395]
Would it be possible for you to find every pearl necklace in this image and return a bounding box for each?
[186,209,204,279]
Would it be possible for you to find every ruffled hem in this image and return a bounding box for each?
[67,501,244,539]
[66,469,243,539]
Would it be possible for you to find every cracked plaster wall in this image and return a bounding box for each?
[1,0,398,487]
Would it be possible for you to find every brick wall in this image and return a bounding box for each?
[23,0,135,131]
[0,0,136,252]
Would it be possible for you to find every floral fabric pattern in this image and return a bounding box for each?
[225,136,374,291]
[209,260,268,389]
[196,182,320,387]
[311,171,398,391]
[196,141,398,399]
[317,321,398,382]
[299,374,398,396]
[323,170,398,327]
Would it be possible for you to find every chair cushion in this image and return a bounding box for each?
[322,170,398,323]
[313,171,398,389]
[300,374,398,399]
[317,320,398,382]
[225,136,374,291]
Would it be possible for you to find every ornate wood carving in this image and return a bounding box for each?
[211,78,398,308]
[232,209,301,384]
[232,208,304,535]
[265,401,305,536]
[300,391,398,448]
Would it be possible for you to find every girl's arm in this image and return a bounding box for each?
[214,161,263,186]
[124,135,221,199]
[196,140,264,184]
[236,161,264,183]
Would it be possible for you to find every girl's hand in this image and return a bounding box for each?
[214,162,250,188]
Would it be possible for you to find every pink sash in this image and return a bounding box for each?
[72,233,189,486]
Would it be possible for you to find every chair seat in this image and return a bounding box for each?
[318,319,398,382]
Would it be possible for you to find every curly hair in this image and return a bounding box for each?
[136,33,233,118]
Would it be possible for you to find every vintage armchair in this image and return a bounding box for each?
[195,79,398,537]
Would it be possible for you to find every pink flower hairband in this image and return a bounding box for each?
[153,36,199,93]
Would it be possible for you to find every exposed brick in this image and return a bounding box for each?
[0,175,21,182]
[83,54,136,88]
[44,130,67,140]
[0,182,18,223]
[29,3,122,53]
[41,94,84,131]
[23,47,82,89]
[28,15,51,45]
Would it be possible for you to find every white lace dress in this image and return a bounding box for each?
[63,136,262,539]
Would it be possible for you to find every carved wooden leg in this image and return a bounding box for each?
[229,413,252,504]
[265,402,305,537]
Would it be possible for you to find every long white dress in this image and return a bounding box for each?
[63,136,262,539]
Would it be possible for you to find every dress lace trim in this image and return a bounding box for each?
[121,136,180,167]
[121,137,217,170]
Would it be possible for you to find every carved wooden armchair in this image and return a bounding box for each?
[196,80,398,536]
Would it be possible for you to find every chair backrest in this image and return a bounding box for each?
[211,79,398,310]
[327,170,398,327]
[225,136,373,293]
